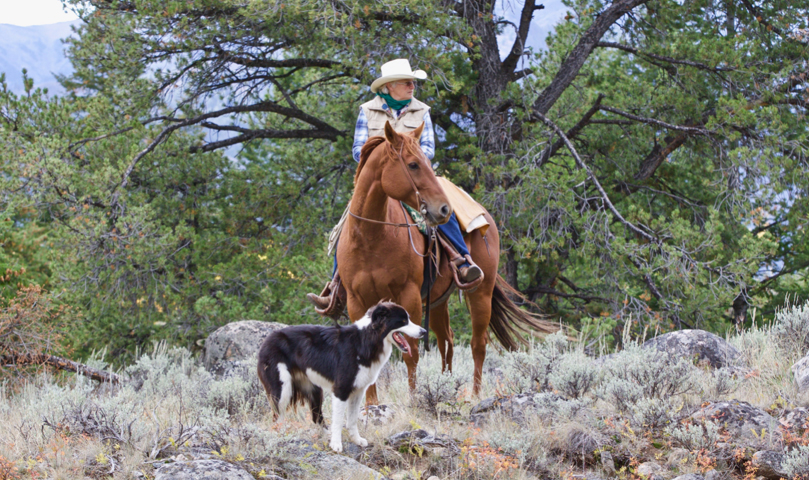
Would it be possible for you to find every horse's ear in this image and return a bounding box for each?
[384,121,400,146]
[410,122,424,140]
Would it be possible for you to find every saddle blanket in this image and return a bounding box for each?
[435,176,489,237]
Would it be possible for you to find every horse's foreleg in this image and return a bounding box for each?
[399,286,424,393]
[467,291,492,396]
[430,303,453,374]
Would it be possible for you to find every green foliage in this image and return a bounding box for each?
[1,0,808,362]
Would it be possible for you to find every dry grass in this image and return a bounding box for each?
[1,302,809,479]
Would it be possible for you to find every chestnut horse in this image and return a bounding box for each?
[337,122,558,404]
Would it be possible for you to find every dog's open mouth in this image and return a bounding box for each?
[392,332,410,356]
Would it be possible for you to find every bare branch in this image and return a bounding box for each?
[502,0,543,74]
[597,41,736,72]
[598,106,710,134]
[1,352,121,384]
[532,0,651,116]
[532,110,657,243]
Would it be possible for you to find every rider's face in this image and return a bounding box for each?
[386,80,416,101]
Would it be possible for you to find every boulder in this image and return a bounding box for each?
[672,475,705,480]
[667,448,691,467]
[642,330,744,369]
[636,461,663,478]
[751,450,787,480]
[154,459,255,480]
[791,355,809,392]
[469,392,583,425]
[203,320,287,375]
[277,439,385,480]
[360,404,398,425]
[690,400,776,444]
[387,429,459,456]
[779,408,809,432]
[600,450,616,474]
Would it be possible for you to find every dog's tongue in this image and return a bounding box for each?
[394,332,411,356]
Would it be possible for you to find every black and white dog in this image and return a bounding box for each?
[257,301,425,452]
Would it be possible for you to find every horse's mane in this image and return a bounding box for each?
[354,134,423,186]
[355,136,387,185]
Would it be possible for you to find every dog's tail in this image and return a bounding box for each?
[257,341,314,421]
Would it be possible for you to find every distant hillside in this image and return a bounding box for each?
[0,21,77,95]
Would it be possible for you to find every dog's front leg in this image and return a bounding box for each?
[345,391,368,447]
[330,395,346,452]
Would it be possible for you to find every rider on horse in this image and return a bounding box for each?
[307,59,486,315]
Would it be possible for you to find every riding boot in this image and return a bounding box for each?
[436,233,484,290]
[436,213,483,289]
[306,273,347,318]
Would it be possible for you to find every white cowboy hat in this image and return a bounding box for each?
[370,59,428,93]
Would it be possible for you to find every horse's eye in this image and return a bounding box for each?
[408,162,419,170]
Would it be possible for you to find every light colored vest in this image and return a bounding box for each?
[360,96,430,137]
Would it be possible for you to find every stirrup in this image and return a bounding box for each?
[307,274,347,319]
[437,234,484,292]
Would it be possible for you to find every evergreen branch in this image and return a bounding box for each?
[633,132,689,181]
[534,94,605,167]
[532,0,652,116]
[597,42,736,72]
[598,106,710,134]
[531,110,657,244]
[738,0,808,46]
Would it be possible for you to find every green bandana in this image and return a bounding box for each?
[376,92,411,111]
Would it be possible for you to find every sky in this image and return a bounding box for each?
[0,0,79,26]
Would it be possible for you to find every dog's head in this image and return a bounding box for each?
[365,302,425,357]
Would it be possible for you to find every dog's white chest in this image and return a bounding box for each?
[353,343,392,389]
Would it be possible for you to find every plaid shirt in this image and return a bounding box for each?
[352,106,435,162]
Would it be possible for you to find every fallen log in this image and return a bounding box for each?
[1,352,121,384]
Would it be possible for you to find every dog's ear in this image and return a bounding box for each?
[371,304,390,325]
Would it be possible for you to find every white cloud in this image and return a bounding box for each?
[0,0,79,27]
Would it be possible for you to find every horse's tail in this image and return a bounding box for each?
[488,275,560,351]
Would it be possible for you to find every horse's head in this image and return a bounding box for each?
[362,121,451,226]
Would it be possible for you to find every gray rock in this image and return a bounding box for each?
[154,459,254,480]
[387,429,458,455]
[792,355,809,392]
[704,469,721,480]
[277,439,385,479]
[667,447,690,467]
[360,404,398,425]
[751,450,787,480]
[203,320,286,375]
[672,475,705,480]
[469,393,575,425]
[642,329,745,369]
[690,400,776,443]
[600,450,616,474]
[779,408,809,432]
[637,461,663,477]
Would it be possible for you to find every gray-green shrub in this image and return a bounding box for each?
[548,351,598,399]
[595,342,697,412]
[771,300,809,356]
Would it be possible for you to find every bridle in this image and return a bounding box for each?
[348,139,435,258]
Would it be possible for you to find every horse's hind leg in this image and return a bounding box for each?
[430,302,454,374]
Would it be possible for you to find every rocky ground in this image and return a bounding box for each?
[1,301,809,480]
